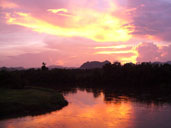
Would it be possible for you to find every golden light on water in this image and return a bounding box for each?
[1,91,133,128]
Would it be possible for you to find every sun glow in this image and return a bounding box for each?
[121,48,138,64]
[94,45,138,63]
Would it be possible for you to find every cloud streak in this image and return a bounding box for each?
[5,9,132,42]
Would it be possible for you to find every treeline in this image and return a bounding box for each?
[0,62,171,91]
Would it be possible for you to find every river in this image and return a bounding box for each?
[1,89,171,128]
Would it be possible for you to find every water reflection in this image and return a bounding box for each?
[0,89,171,128]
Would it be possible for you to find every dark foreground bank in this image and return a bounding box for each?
[0,87,68,119]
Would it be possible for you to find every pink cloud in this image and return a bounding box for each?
[0,36,136,67]
[136,42,171,62]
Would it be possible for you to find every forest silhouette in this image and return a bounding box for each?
[1,61,171,103]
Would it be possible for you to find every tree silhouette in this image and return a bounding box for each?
[41,62,48,70]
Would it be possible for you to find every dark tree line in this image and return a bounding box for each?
[0,62,171,92]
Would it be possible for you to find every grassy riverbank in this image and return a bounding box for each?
[0,87,68,119]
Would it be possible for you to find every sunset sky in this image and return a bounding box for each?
[0,0,171,67]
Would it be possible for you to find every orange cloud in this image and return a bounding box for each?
[0,0,18,9]
[5,5,133,42]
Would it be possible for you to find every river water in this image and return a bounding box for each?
[1,89,171,128]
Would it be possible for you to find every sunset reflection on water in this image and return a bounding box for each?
[1,90,171,128]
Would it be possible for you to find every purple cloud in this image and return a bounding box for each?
[126,0,171,42]
[136,42,161,62]
[136,42,171,62]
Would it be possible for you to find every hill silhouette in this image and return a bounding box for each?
[80,60,110,69]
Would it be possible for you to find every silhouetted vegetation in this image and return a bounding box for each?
[41,62,48,71]
[1,62,171,102]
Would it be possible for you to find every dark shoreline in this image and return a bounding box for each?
[0,87,68,120]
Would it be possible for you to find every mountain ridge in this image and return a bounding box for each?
[80,60,111,69]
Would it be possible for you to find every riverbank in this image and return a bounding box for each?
[0,87,68,119]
